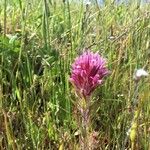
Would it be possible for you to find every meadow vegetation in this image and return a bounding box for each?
[0,0,150,149]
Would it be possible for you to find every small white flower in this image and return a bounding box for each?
[134,68,149,80]
[136,69,148,77]
[85,0,91,5]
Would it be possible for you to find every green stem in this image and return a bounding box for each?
[80,96,90,150]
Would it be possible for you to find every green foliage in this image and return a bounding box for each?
[0,0,150,149]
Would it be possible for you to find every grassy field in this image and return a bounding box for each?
[0,0,150,149]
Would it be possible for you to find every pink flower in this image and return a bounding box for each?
[70,50,109,98]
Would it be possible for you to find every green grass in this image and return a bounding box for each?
[0,0,150,149]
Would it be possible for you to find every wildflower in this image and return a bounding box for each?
[70,50,109,98]
[134,69,149,81]
[84,0,91,6]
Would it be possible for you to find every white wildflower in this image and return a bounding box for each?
[134,68,149,80]
[85,0,91,5]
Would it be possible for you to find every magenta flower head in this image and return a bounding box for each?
[70,50,109,98]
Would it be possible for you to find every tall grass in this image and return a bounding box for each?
[0,0,150,149]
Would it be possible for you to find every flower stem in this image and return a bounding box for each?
[80,96,90,150]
